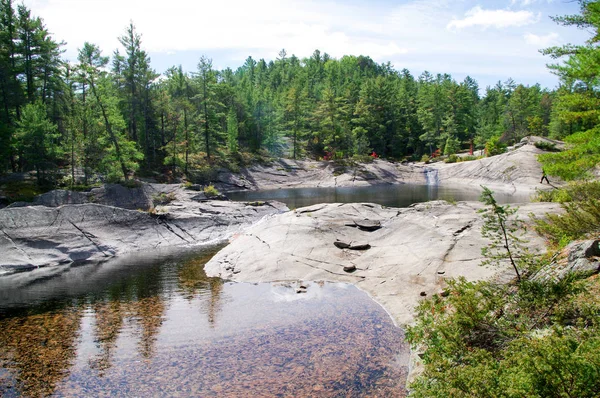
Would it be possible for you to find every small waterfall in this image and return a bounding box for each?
[424,167,439,186]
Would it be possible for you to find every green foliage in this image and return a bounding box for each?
[534,140,559,152]
[420,154,431,163]
[152,192,177,206]
[459,155,479,162]
[14,102,63,186]
[444,154,459,163]
[539,1,600,181]
[539,127,600,180]
[407,276,600,398]
[485,136,507,157]
[203,184,220,198]
[1,181,44,203]
[479,186,530,281]
[534,182,600,247]
[443,135,461,156]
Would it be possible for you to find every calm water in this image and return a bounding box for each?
[226,184,532,209]
[0,247,408,397]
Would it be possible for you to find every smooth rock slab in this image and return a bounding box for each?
[0,200,286,271]
[205,201,560,326]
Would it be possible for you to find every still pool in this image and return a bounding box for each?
[0,247,408,397]
[226,183,532,209]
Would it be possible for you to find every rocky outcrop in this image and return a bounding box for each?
[205,201,560,326]
[427,144,558,194]
[212,142,560,196]
[214,158,426,191]
[6,183,180,210]
[0,197,287,273]
[533,239,600,282]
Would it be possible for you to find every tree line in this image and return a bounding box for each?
[0,0,593,186]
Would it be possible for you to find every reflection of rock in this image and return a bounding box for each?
[206,201,560,326]
[0,307,83,397]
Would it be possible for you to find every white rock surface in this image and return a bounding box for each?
[205,200,560,326]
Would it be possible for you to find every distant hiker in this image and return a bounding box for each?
[540,170,550,184]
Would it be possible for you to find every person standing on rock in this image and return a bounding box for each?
[540,169,550,184]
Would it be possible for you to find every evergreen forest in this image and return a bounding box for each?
[1,0,593,188]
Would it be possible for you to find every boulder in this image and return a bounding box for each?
[533,240,600,282]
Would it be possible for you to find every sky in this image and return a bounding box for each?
[22,0,590,90]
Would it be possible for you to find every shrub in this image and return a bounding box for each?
[152,192,177,206]
[459,155,479,162]
[203,185,220,198]
[407,269,600,397]
[421,154,431,163]
[534,197,600,248]
[485,136,507,157]
[444,154,459,163]
[534,140,559,152]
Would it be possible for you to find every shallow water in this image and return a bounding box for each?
[226,184,532,209]
[0,247,408,397]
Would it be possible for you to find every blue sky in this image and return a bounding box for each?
[24,0,589,90]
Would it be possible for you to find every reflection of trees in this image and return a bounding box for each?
[89,301,125,375]
[177,250,225,327]
[0,307,83,397]
[206,278,224,326]
[133,296,165,359]
[90,295,167,371]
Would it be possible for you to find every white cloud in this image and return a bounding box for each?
[447,6,539,30]
[524,32,560,46]
[511,0,554,6]
[24,0,410,62]
[18,0,588,91]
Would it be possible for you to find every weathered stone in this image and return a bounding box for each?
[343,265,357,273]
[334,241,351,249]
[353,220,382,232]
[533,240,600,282]
[349,243,371,251]
[205,201,558,326]
[0,187,287,272]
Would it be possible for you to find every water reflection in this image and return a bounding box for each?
[0,247,408,397]
[227,183,532,209]
[0,307,83,397]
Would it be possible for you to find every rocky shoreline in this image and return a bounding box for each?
[0,187,287,273]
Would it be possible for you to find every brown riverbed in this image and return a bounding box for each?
[0,247,408,397]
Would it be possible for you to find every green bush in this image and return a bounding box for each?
[534,140,559,152]
[485,136,507,157]
[421,154,431,163]
[407,275,600,397]
[152,192,177,206]
[444,154,459,163]
[203,184,220,198]
[533,182,600,247]
[459,155,479,162]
